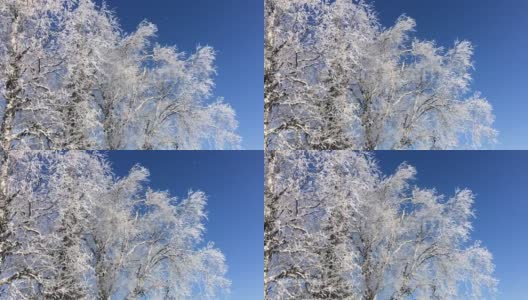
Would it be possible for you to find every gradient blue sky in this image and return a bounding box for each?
[374,0,528,149]
[106,151,263,300]
[376,151,528,299]
[99,0,263,149]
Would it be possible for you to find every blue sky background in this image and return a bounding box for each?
[374,0,528,149]
[99,0,263,149]
[376,151,528,299]
[107,151,263,300]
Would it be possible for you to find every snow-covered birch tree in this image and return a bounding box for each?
[265,151,322,298]
[265,0,497,150]
[0,151,229,299]
[265,151,497,299]
[0,0,240,151]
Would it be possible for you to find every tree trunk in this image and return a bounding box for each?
[360,94,377,151]
[264,151,276,299]
[0,6,22,274]
[264,2,278,150]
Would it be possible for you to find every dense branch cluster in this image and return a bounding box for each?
[0,151,229,299]
[265,151,497,299]
[0,0,240,151]
[265,0,497,150]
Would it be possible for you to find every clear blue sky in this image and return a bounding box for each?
[376,151,528,299]
[99,0,263,149]
[374,0,528,149]
[106,151,263,300]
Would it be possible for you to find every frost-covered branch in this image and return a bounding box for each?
[0,151,230,299]
[265,0,497,150]
[265,151,497,299]
[0,0,240,150]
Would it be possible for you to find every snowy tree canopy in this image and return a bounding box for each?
[0,151,229,299]
[265,151,497,299]
[265,0,497,150]
[0,0,240,150]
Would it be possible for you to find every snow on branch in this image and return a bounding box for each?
[0,0,240,150]
[0,151,230,299]
[264,151,497,299]
[265,0,497,150]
